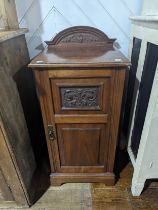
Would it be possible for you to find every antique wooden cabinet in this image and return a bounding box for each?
[29,26,129,186]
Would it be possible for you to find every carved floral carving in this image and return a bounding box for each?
[60,87,99,108]
[60,33,100,43]
[45,26,116,45]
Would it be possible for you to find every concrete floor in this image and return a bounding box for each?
[0,164,158,210]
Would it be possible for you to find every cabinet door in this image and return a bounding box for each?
[56,123,108,173]
[49,77,113,173]
[51,78,112,114]
[35,70,125,175]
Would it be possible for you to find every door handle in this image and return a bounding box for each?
[48,125,56,140]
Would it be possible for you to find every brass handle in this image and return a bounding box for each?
[48,125,56,140]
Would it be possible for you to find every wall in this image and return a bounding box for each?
[15,0,143,59]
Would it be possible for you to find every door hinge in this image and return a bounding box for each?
[48,125,56,140]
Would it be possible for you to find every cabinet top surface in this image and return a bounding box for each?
[29,26,130,69]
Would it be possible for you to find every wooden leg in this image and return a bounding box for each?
[51,180,63,187]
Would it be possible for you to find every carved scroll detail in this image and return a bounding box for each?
[45,26,116,45]
[59,33,100,44]
[60,87,99,108]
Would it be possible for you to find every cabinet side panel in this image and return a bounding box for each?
[34,70,57,172]
[131,42,158,158]
[107,69,126,172]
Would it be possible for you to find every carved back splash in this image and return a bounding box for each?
[45,26,116,46]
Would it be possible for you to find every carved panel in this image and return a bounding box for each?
[59,33,100,44]
[45,26,116,45]
[60,86,100,109]
[56,123,106,169]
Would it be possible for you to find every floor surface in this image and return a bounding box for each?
[0,164,158,210]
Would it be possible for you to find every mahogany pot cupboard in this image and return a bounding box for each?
[29,26,130,186]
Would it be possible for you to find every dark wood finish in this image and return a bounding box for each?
[51,77,112,114]
[56,124,108,171]
[29,26,130,185]
[34,70,59,173]
[51,173,115,186]
[107,69,126,172]
[54,114,108,124]
[29,27,129,69]
[29,44,129,68]
[48,69,113,78]
[46,26,116,45]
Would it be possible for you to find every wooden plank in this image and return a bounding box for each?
[0,0,7,29]
[0,31,49,206]
[51,172,115,186]
[0,0,18,29]
[48,69,113,78]
[0,120,29,205]
[0,35,29,77]
[0,168,13,201]
[0,70,36,205]
[55,114,108,123]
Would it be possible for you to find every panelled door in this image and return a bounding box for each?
[48,71,115,173]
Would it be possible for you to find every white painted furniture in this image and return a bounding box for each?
[128,11,158,196]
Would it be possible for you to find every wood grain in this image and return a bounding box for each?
[0,120,29,205]
[30,26,129,186]
[28,44,130,68]
[51,173,115,186]
[0,33,49,205]
[55,114,108,123]
[0,168,13,201]
[48,69,113,78]
[107,69,126,172]
[34,70,57,172]
[1,162,158,209]
[51,77,112,114]
[47,26,116,45]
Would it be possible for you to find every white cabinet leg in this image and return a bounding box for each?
[131,182,145,196]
